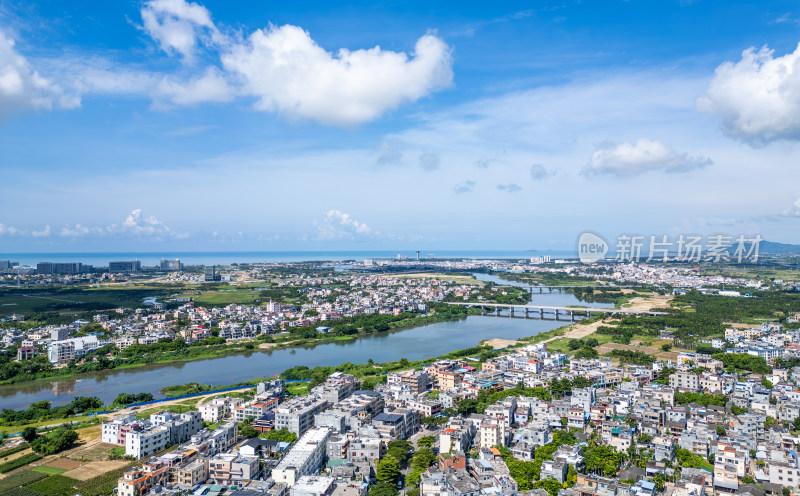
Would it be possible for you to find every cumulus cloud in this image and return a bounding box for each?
[31,225,51,237]
[497,183,522,192]
[454,180,475,193]
[783,198,800,217]
[1,1,454,126]
[698,43,800,144]
[419,152,441,171]
[221,26,453,126]
[140,0,222,60]
[583,139,712,177]
[529,164,554,180]
[0,29,79,121]
[0,223,26,236]
[314,210,375,241]
[59,209,188,239]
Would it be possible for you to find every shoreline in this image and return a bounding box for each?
[0,309,485,391]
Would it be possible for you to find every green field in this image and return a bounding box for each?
[0,286,172,316]
[26,475,80,496]
[189,288,263,306]
[31,465,68,475]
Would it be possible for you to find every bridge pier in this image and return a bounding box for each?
[510,307,514,317]
[524,308,529,319]
[570,310,575,321]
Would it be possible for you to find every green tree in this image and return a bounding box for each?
[716,425,726,437]
[238,422,258,438]
[417,436,435,449]
[566,465,578,487]
[651,473,666,491]
[376,455,401,483]
[534,478,563,496]
[369,482,398,496]
[30,427,78,455]
[574,347,599,359]
[661,344,672,351]
[261,428,297,443]
[21,427,37,443]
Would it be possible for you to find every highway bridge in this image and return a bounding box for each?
[445,301,667,321]
[496,285,641,293]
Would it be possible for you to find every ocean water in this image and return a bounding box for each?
[0,250,574,267]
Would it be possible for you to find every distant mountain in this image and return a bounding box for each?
[760,240,800,254]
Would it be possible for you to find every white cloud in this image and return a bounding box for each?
[698,43,800,144]
[454,180,475,193]
[783,198,800,217]
[31,225,50,237]
[583,138,712,177]
[59,209,188,239]
[0,223,26,236]
[313,210,376,241]
[140,0,221,60]
[0,29,79,120]
[221,26,453,125]
[60,224,104,237]
[2,1,454,125]
[155,68,233,106]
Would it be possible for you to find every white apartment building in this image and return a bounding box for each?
[273,427,331,487]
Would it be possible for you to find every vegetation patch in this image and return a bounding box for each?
[31,465,68,475]
[0,452,43,473]
[25,475,80,496]
[0,470,48,491]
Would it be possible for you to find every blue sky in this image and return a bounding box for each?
[2,0,800,253]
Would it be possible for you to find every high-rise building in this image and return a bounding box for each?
[204,265,220,282]
[0,261,18,273]
[37,262,83,274]
[159,259,182,271]
[109,261,142,273]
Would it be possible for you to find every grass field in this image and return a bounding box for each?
[189,288,263,306]
[0,415,105,436]
[31,465,68,475]
[0,286,171,316]
[546,333,614,354]
[286,382,310,396]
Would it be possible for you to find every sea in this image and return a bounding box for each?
[0,250,575,268]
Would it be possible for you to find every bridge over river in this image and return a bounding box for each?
[445,301,667,321]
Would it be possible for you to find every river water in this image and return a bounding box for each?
[0,273,612,409]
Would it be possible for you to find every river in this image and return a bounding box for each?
[0,273,612,409]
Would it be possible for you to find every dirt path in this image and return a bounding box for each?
[484,338,519,349]
[620,294,673,312]
[540,320,615,344]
